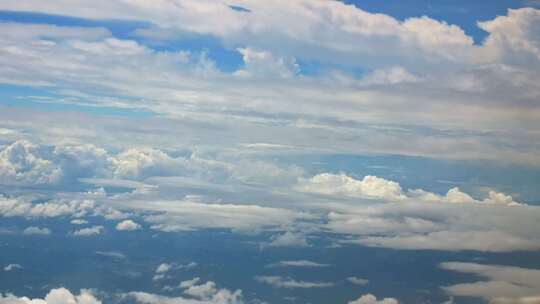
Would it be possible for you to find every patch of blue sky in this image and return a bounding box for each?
[342,0,537,45]
[0,84,153,118]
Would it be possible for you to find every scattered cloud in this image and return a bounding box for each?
[94,251,126,259]
[22,226,51,235]
[255,276,334,289]
[267,260,330,268]
[3,264,22,272]
[347,277,370,285]
[71,225,104,237]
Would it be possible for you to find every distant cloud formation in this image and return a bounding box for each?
[3,264,22,272]
[255,276,334,289]
[22,226,51,235]
[71,226,104,237]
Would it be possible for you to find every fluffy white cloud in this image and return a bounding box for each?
[348,294,398,304]
[0,288,101,304]
[71,225,104,236]
[22,226,51,235]
[0,140,62,185]
[441,262,540,301]
[298,173,522,206]
[296,173,406,201]
[254,276,334,289]
[116,219,141,231]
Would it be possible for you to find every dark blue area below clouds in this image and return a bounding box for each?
[6,217,540,303]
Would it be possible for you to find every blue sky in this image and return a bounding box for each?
[1,1,540,304]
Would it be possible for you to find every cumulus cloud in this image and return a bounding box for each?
[440,262,540,301]
[22,226,51,235]
[348,294,398,304]
[0,287,101,304]
[298,173,522,206]
[254,276,334,289]
[71,225,104,236]
[296,173,406,201]
[116,219,141,231]
[0,140,62,185]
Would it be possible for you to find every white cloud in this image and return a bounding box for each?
[348,294,398,304]
[22,226,51,235]
[356,230,540,252]
[347,277,369,285]
[441,262,540,301]
[296,173,407,201]
[156,263,172,274]
[125,279,243,304]
[0,195,96,218]
[0,140,62,185]
[95,251,126,259]
[71,219,88,225]
[234,47,299,79]
[298,173,522,206]
[254,276,334,289]
[71,225,104,236]
[153,262,197,281]
[179,277,201,289]
[128,197,312,233]
[116,219,141,231]
[0,288,101,304]
[3,264,22,272]
[265,231,309,248]
[268,260,330,268]
[325,200,540,252]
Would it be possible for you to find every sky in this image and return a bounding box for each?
[1,1,540,304]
